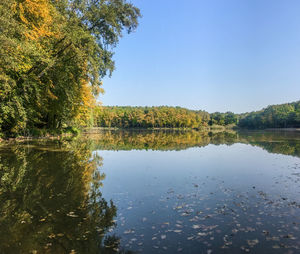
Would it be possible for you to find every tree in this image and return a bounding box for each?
[0,0,141,136]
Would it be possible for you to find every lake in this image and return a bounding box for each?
[1,130,300,254]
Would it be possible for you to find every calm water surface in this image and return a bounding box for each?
[1,130,300,254]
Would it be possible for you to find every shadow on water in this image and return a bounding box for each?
[0,139,135,254]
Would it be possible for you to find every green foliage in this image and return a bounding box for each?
[92,101,300,131]
[94,106,211,129]
[238,101,300,129]
[0,0,141,137]
[92,106,239,129]
[209,112,238,126]
[64,126,81,135]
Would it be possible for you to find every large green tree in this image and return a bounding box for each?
[0,0,141,136]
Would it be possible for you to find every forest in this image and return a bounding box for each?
[92,106,237,129]
[238,101,300,129]
[91,101,300,130]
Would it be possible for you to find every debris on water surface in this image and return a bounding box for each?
[111,162,300,253]
[124,229,134,234]
[240,246,250,252]
[247,239,259,247]
[174,230,182,233]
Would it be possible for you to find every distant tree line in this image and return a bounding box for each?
[93,106,237,129]
[238,101,300,129]
[93,101,300,130]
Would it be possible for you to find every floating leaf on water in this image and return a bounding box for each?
[48,233,56,239]
[124,229,134,234]
[174,230,182,233]
[181,212,189,217]
[67,212,78,218]
[262,230,269,235]
[247,239,259,247]
[240,246,250,252]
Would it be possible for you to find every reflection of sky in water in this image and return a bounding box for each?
[99,144,300,254]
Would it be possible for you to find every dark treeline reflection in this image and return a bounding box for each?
[86,130,300,158]
[0,140,132,254]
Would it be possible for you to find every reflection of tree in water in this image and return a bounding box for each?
[88,130,238,151]
[87,130,300,158]
[0,140,131,254]
[238,131,300,158]
[1,131,300,253]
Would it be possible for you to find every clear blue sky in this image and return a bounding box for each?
[101,0,300,113]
